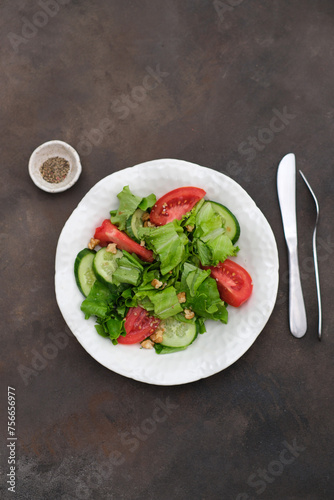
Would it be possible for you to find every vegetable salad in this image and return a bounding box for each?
[74,186,252,354]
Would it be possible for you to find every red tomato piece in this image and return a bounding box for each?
[203,259,253,307]
[149,187,206,226]
[94,219,154,263]
[118,306,161,344]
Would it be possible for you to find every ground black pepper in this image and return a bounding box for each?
[40,156,70,184]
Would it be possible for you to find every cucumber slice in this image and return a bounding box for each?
[93,247,122,285]
[74,249,97,297]
[125,208,144,242]
[160,316,197,348]
[209,201,240,244]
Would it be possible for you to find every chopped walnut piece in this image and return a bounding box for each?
[150,327,165,343]
[177,292,186,303]
[151,278,163,289]
[140,240,146,246]
[106,243,117,254]
[185,225,194,232]
[88,238,100,250]
[142,212,150,222]
[143,221,155,228]
[141,339,154,349]
[184,309,195,320]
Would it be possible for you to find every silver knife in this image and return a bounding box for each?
[277,153,307,338]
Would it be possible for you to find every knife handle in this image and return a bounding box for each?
[288,245,307,337]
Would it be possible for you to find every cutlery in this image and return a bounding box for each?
[277,153,307,338]
[299,170,322,340]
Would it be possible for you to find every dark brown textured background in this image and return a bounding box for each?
[1,1,333,499]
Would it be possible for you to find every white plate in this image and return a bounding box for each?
[55,159,279,385]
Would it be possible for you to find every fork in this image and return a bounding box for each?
[299,170,322,340]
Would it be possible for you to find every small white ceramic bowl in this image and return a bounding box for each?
[28,140,82,193]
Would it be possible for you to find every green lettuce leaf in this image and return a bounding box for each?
[195,239,212,265]
[194,202,223,238]
[180,262,211,297]
[139,220,188,274]
[138,193,156,211]
[181,198,205,227]
[95,324,109,337]
[131,285,182,319]
[192,201,239,266]
[106,318,125,339]
[154,344,188,354]
[179,263,228,323]
[81,279,129,344]
[81,281,114,319]
[110,186,156,230]
[112,251,143,286]
[149,286,183,319]
[198,233,239,266]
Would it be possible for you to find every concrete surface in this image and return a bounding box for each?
[1,1,333,499]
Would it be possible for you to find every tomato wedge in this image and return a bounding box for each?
[203,259,253,307]
[150,187,206,226]
[118,306,160,344]
[94,219,154,263]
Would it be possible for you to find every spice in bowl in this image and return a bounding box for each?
[40,156,70,184]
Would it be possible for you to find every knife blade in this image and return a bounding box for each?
[277,153,307,338]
